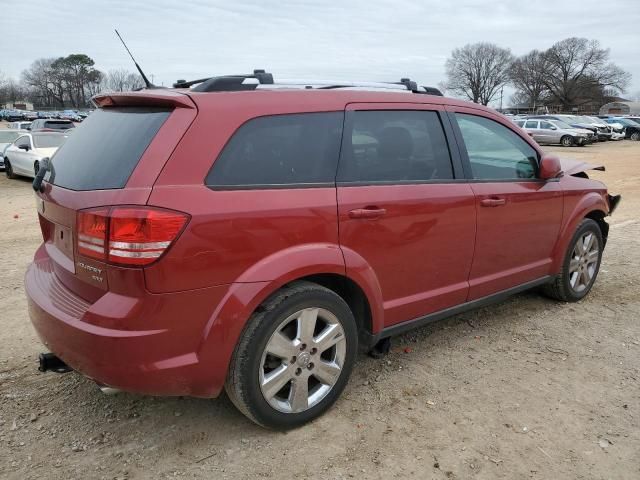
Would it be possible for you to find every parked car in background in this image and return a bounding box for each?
[24,111,39,121]
[60,110,82,122]
[2,110,25,122]
[513,118,589,146]
[8,121,32,130]
[29,118,75,132]
[584,116,614,141]
[0,129,22,170]
[4,131,68,179]
[604,117,640,141]
[24,76,620,429]
[528,115,600,140]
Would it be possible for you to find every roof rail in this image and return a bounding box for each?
[173,70,442,96]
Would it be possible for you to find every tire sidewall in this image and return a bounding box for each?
[5,160,14,179]
[561,136,573,147]
[560,219,603,301]
[238,288,358,429]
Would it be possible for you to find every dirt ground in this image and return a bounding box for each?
[0,136,638,480]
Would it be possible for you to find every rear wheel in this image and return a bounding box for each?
[5,159,16,179]
[34,160,40,176]
[544,219,603,302]
[560,135,574,147]
[225,281,357,429]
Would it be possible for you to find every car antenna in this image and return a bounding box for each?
[114,29,155,89]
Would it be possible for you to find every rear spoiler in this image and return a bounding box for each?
[92,90,196,109]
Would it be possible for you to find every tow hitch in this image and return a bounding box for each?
[38,353,72,373]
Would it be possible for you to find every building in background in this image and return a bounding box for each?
[1,101,34,111]
[599,101,640,115]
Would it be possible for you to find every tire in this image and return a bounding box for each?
[631,131,640,141]
[225,281,358,429]
[560,135,574,147]
[544,218,603,302]
[5,159,16,179]
[34,160,40,176]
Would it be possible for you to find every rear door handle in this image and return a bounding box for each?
[480,197,506,207]
[348,207,387,219]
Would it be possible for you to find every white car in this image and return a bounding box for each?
[4,132,68,179]
[8,121,32,130]
[0,129,22,170]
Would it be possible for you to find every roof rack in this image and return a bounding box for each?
[173,69,443,96]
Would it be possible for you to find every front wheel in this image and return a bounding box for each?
[631,131,640,141]
[5,159,16,179]
[560,135,574,147]
[544,219,603,302]
[225,281,358,429]
[34,160,40,176]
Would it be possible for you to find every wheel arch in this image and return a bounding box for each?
[194,244,384,396]
[551,192,609,272]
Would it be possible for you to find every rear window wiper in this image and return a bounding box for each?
[32,157,50,193]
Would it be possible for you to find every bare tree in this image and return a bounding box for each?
[509,50,548,107]
[445,42,514,105]
[542,37,631,110]
[102,69,144,92]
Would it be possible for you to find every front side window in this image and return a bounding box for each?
[206,112,343,188]
[455,114,538,180]
[15,136,31,148]
[540,121,555,129]
[338,110,453,183]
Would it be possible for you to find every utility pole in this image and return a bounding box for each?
[499,86,504,112]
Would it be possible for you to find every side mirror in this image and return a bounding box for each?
[19,145,30,151]
[539,154,562,180]
[550,126,557,130]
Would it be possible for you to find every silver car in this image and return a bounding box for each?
[514,119,589,146]
[0,129,22,170]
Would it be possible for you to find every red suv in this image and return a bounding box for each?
[25,72,620,429]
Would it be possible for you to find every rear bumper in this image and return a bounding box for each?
[25,255,231,397]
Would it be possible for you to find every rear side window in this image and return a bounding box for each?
[46,107,170,191]
[206,112,343,188]
[338,110,453,183]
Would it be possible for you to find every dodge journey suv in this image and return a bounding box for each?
[25,71,620,429]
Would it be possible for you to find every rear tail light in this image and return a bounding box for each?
[76,206,188,266]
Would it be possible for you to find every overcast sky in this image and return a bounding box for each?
[1,0,639,104]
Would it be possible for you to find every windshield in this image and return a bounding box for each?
[611,118,636,127]
[33,134,67,149]
[550,120,573,129]
[576,116,595,124]
[0,131,21,143]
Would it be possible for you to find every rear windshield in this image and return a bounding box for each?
[44,120,74,130]
[33,133,67,148]
[46,107,171,191]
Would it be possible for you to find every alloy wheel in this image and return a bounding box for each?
[259,307,346,414]
[568,232,599,293]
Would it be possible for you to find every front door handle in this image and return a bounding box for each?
[480,197,506,207]
[348,207,387,219]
